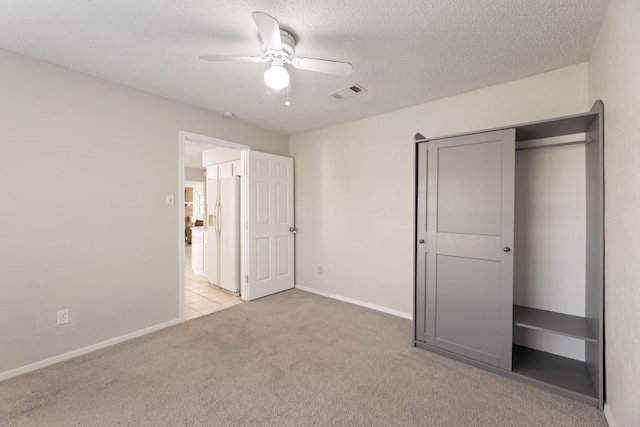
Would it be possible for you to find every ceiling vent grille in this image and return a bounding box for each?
[329,84,367,101]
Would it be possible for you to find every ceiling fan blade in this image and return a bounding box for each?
[199,55,269,63]
[252,11,282,51]
[290,58,353,76]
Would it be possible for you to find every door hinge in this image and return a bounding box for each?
[245,276,249,284]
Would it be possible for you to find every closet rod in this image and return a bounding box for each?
[516,139,590,152]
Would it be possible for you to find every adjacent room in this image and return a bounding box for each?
[183,141,244,320]
[1,1,638,426]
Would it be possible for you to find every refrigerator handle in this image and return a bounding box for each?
[216,203,222,234]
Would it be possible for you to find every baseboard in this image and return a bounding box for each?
[604,404,616,427]
[295,285,413,320]
[0,319,182,382]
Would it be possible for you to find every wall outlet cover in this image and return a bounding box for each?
[57,309,69,325]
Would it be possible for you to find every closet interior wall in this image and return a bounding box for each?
[513,137,586,361]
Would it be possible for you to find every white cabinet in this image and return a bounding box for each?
[191,228,207,276]
[206,160,241,180]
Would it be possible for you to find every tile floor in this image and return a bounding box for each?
[184,244,242,321]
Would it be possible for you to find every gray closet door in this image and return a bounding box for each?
[416,129,515,370]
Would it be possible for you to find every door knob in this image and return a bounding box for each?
[419,239,425,244]
[289,227,297,234]
[503,247,511,252]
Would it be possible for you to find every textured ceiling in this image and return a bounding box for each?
[0,0,609,135]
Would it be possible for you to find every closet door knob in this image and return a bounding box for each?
[503,247,511,253]
[419,239,425,244]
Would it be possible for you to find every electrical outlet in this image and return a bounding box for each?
[318,266,323,275]
[57,309,69,325]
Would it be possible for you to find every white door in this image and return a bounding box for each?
[246,151,295,300]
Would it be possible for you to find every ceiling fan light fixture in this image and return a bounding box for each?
[264,64,289,90]
[200,12,353,94]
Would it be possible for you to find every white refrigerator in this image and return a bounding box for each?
[207,176,240,295]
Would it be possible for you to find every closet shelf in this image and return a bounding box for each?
[512,345,598,401]
[515,111,598,141]
[515,139,589,151]
[514,305,597,342]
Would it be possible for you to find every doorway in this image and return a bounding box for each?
[183,244,242,320]
[179,131,250,321]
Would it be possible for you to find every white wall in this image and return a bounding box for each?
[202,146,241,167]
[185,167,206,182]
[291,64,588,318]
[588,0,640,424]
[0,48,288,378]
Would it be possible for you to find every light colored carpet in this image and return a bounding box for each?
[0,289,606,426]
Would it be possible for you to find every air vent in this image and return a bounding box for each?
[329,84,367,101]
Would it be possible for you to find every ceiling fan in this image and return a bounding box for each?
[199,12,353,90]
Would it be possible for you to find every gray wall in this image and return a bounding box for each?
[588,0,640,424]
[0,48,288,377]
[290,64,588,318]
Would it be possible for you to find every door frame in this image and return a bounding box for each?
[178,131,250,322]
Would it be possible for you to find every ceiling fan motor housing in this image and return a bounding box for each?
[262,30,296,58]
